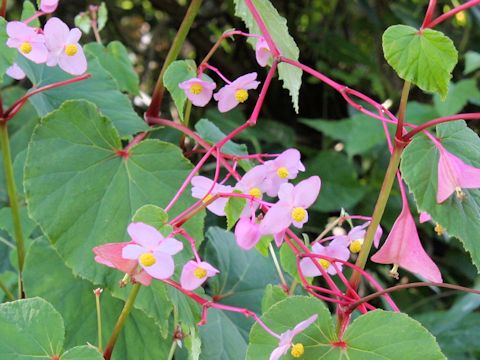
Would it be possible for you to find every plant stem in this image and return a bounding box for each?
[103,284,141,360]
[167,339,177,360]
[268,243,288,289]
[146,0,203,117]
[95,291,103,352]
[0,276,15,301]
[0,0,6,18]
[395,81,411,139]
[0,123,26,299]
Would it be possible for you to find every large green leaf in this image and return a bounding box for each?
[234,0,302,113]
[433,80,480,117]
[24,100,204,285]
[0,18,17,83]
[247,296,445,359]
[401,121,480,270]
[383,25,458,99]
[16,55,147,137]
[164,60,197,121]
[60,346,104,360]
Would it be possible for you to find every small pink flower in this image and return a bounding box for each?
[263,149,305,197]
[299,239,350,277]
[43,17,87,75]
[255,37,271,67]
[213,72,260,113]
[191,176,233,216]
[436,145,480,203]
[6,63,26,80]
[234,165,267,216]
[178,78,216,107]
[180,260,219,290]
[234,217,262,250]
[261,176,321,236]
[371,206,442,283]
[40,0,59,13]
[419,212,432,223]
[6,21,48,64]
[270,314,318,360]
[334,221,383,254]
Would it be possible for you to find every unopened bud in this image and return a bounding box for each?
[93,288,103,296]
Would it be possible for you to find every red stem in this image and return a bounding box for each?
[0,0,6,18]
[243,0,280,57]
[421,0,437,29]
[424,0,480,29]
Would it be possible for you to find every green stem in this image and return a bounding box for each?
[395,81,411,139]
[95,291,103,352]
[103,284,141,360]
[146,0,203,118]
[0,123,26,299]
[268,243,288,289]
[0,276,15,301]
[167,340,177,360]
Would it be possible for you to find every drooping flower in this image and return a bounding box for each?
[6,21,48,64]
[178,77,216,107]
[6,63,26,80]
[191,176,233,216]
[234,217,262,250]
[436,145,480,203]
[270,314,318,360]
[43,17,87,75]
[261,176,321,236]
[213,72,260,112]
[40,0,59,13]
[180,260,219,290]
[299,239,350,277]
[262,149,305,197]
[255,37,271,67]
[371,205,442,283]
[334,221,383,254]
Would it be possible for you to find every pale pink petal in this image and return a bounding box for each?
[180,261,205,290]
[299,257,321,277]
[155,237,183,255]
[127,222,163,249]
[231,72,258,87]
[214,86,238,113]
[44,17,69,51]
[373,225,383,248]
[260,203,292,234]
[292,314,318,335]
[141,251,175,279]
[40,0,59,13]
[293,176,321,208]
[419,212,432,223]
[59,45,87,75]
[327,239,350,262]
[235,165,267,193]
[122,244,145,260]
[66,28,82,44]
[277,183,294,204]
[255,38,271,67]
[276,149,305,176]
[187,89,213,107]
[6,64,26,80]
[273,229,286,247]
[23,42,48,64]
[269,344,290,360]
[7,22,34,38]
[207,197,229,216]
[235,217,261,250]
[132,271,152,286]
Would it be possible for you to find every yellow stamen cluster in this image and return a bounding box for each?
[455,11,467,25]
[349,239,363,254]
[234,89,248,103]
[190,83,203,95]
[20,41,33,54]
[248,187,262,199]
[139,252,156,267]
[65,44,78,56]
[202,194,214,204]
[318,259,330,270]
[434,224,445,236]
[194,267,207,279]
[276,167,289,179]
[291,207,307,222]
[291,343,305,358]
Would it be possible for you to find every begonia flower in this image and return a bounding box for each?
[261,176,321,236]
[213,72,260,112]
[299,239,350,277]
[40,0,59,13]
[178,77,216,107]
[255,37,271,67]
[191,176,233,216]
[180,260,219,290]
[43,17,87,75]
[436,145,480,203]
[270,314,318,360]
[262,149,305,197]
[6,63,26,80]
[371,206,442,283]
[6,21,48,64]
[334,221,383,254]
[234,217,262,250]
[234,165,267,215]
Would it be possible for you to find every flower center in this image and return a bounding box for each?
[276,167,289,179]
[291,207,307,222]
[65,44,78,56]
[190,83,203,95]
[349,239,363,253]
[434,223,445,236]
[248,187,262,199]
[20,42,32,54]
[234,89,248,103]
[193,267,207,279]
[291,343,304,358]
[139,252,156,267]
[318,259,330,269]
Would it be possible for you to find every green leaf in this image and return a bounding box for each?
[74,12,91,34]
[164,60,197,121]
[132,204,168,230]
[401,121,480,270]
[247,296,445,359]
[84,41,140,95]
[234,0,302,113]
[433,80,480,117]
[279,243,306,284]
[383,25,458,99]
[224,194,246,230]
[98,3,108,31]
[16,55,148,137]
[0,18,17,83]
[255,234,273,257]
[60,346,103,360]
[0,297,64,359]
[21,1,40,28]
[261,284,287,313]
[195,119,248,157]
[464,51,480,74]
[24,100,204,285]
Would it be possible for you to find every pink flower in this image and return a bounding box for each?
[334,221,383,254]
[255,37,271,67]
[43,18,87,75]
[121,223,183,280]
[6,21,48,64]
[371,206,442,283]
[180,260,219,290]
[299,239,350,277]
[6,63,26,80]
[191,176,233,216]
[263,149,305,197]
[40,0,59,13]
[436,145,480,203]
[270,314,318,360]
[234,165,267,215]
[213,72,260,112]
[178,78,216,107]
[261,176,321,237]
[234,217,262,250]
[419,212,431,223]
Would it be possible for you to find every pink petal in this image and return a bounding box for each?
[235,217,261,250]
[127,222,164,249]
[132,271,152,286]
[155,237,183,255]
[273,229,286,247]
[292,314,318,335]
[214,86,239,113]
[141,251,175,279]
[7,21,34,39]
[66,28,82,44]
[24,42,49,64]
[44,17,69,51]
[180,261,206,290]
[277,183,294,204]
[207,197,229,216]
[255,38,271,67]
[186,89,213,107]
[231,72,258,87]
[40,0,59,13]
[6,63,26,80]
[59,45,87,75]
[276,149,305,175]
[327,239,350,262]
[93,242,137,274]
[235,165,267,192]
[293,176,321,208]
[419,212,432,223]
[269,344,290,360]
[292,210,308,228]
[260,203,292,235]
[122,244,145,260]
[299,257,321,277]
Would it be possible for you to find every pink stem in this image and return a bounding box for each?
[203,64,232,84]
[243,0,280,57]
[425,0,480,29]
[421,0,437,29]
